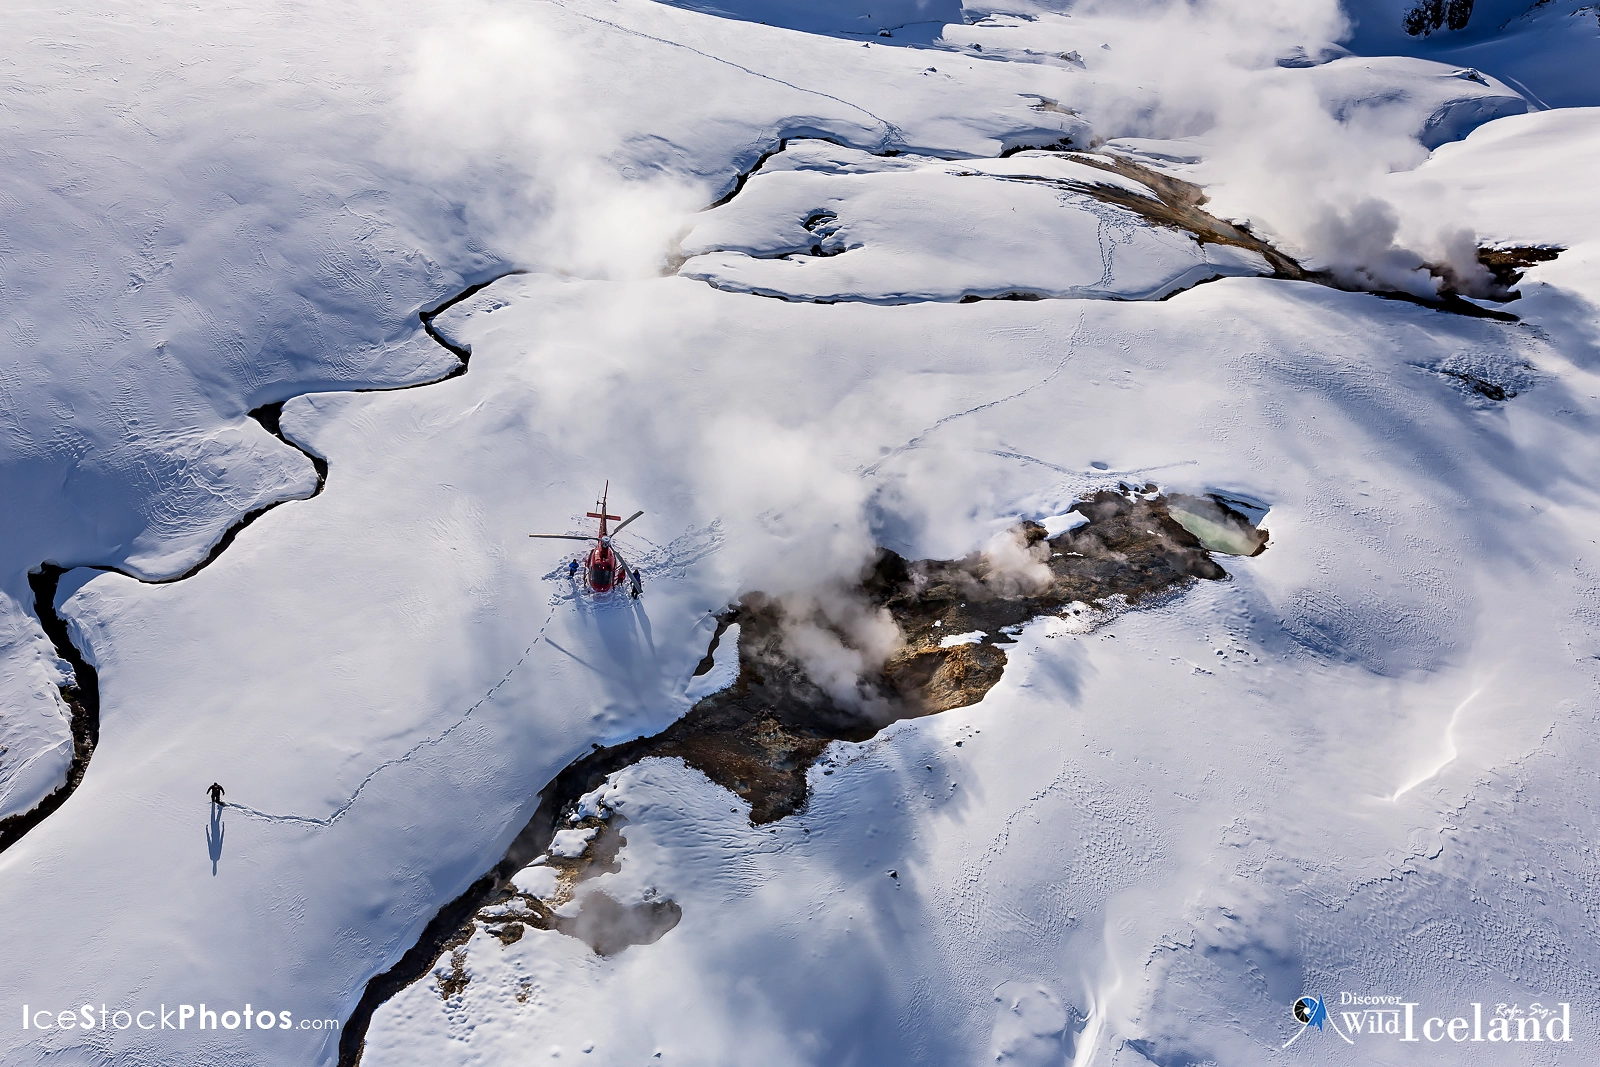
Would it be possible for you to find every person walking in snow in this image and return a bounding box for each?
[568,559,580,580]
[207,782,226,806]
[630,566,643,599]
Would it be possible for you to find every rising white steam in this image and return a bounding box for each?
[777,587,905,713]
[388,15,700,279]
[381,0,1513,712]
[979,528,1054,597]
[1069,0,1502,296]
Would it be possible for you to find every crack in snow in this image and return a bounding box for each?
[230,613,559,828]
[860,313,1085,477]
[542,0,902,147]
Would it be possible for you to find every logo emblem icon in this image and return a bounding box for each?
[1285,995,1353,1047]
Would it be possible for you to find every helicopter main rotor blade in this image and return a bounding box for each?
[609,510,644,537]
[528,534,595,541]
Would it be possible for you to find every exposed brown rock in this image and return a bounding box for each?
[1477,245,1563,293]
[543,488,1237,829]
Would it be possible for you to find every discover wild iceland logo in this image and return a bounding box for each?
[1284,993,1574,1048]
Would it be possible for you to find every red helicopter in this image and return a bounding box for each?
[529,483,644,594]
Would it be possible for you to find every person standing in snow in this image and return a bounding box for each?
[207,782,225,807]
[568,559,580,580]
[630,567,643,599]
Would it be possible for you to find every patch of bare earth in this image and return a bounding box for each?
[1060,152,1537,319]
[545,487,1244,828]
[342,487,1263,1063]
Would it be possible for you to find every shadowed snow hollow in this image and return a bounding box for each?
[650,0,961,38]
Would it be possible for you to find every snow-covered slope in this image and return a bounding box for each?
[365,238,1600,1066]
[1,0,1597,1064]
[678,141,1271,303]
[1342,0,1600,107]
[0,0,484,824]
[0,0,1057,824]
[656,0,962,37]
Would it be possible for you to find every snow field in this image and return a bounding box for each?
[0,1,1596,1064]
[362,261,1600,1063]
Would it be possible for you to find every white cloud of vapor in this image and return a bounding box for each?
[379,0,1513,708]
[777,586,905,713]
[979,527,1053,597]
[387,13,701,280]
[1065,0,1503,296]
[378,9,918,705]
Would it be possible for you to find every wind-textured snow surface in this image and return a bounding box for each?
[1,0,1597,1065]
